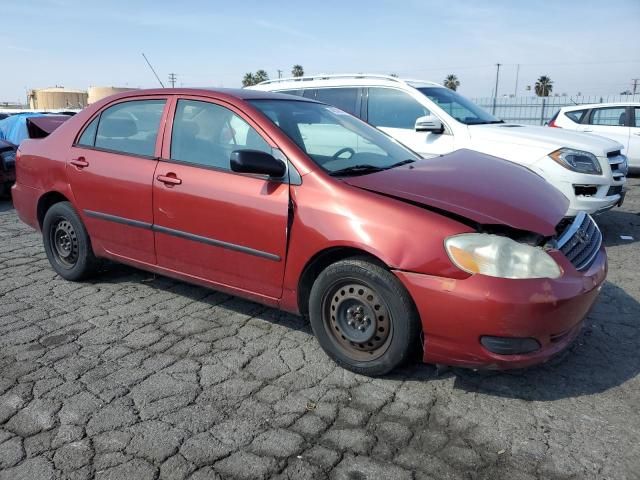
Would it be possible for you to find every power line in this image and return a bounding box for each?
[168,73,177,88]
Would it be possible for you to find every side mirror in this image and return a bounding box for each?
[230,150,286,178]
[415,115,443,133]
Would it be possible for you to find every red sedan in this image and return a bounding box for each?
[12,89,606,375]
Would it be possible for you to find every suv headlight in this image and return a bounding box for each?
[549,148,602,175]
[445,233,561,279]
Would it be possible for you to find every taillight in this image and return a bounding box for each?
[548,118,559,128]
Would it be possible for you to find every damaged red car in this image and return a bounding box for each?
[12,89,606,375]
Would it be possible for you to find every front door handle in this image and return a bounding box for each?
[581,129,593,133]
[70,157,89,168]
[156,173,182,186]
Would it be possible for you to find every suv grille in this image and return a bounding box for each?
[607,150,628,179]
[556,213,602,271]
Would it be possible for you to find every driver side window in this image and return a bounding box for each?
[367,88,429,129]
[170,100,271,170]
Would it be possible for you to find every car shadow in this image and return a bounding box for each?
[597,209,640,247]
[94,261,639,402]
[92,261,314,336]
[0,198,14,212]
[390,281,640,401]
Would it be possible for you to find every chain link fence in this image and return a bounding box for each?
[471,95,640,126]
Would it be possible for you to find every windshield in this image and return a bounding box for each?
[416,87,501,125]
[248,99,420,175]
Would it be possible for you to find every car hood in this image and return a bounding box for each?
[469,123,623,157]
[343,149,569,236]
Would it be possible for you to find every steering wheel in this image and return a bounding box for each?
[333,147,355,159]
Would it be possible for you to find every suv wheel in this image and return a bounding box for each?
[309,257,421,376]
[43,201,99,281]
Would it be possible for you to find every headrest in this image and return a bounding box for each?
[176,120,199,138]
[99,117,137,138]
[618,112,626,126]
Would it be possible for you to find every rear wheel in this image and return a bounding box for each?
[309,258,421,376]
[42,201,99,281]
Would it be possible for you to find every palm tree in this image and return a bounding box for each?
[535,76,554,97]
[292,65,304,77]
[443,74,460,91]
[242,73,256,87]
[254,70,269,84]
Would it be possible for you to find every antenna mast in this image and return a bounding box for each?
[142,53,165,88]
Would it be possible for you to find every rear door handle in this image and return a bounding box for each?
[156,174,182,186]
[70,157,89,168]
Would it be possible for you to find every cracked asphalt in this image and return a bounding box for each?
[1,179,639,480]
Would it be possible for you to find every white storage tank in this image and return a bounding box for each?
[88,86,137,104]
[28,88,88,109]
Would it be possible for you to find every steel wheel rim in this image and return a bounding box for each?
[322,280,393,361]
[50,218,79,268]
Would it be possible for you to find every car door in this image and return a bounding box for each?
[628,107,640,168]
[67,97,168,264]
[578,106,630,152]
[153,96,289,299]
[365,87,455,157]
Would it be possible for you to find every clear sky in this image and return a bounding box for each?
[1,0,639,103]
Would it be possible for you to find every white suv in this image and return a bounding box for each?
[249,74,628,216]
[549,102,639,171]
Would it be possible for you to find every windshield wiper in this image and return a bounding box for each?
[329,159,416,177]
[386,159,416,169]
[468,120,505,125]
[329,164,386,176]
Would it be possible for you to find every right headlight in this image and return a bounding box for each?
[549,148,602,175]
[445,233,561,279]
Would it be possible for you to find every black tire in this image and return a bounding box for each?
[309,257,421,376]
[42,201,99,281]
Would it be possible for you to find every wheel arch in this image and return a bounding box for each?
[37,191,70,229]
[297,246,388,316]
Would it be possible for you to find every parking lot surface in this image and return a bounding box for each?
[0,180,639,480]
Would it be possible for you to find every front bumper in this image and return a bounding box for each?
[536,157,625,216]
[394,246,607,369]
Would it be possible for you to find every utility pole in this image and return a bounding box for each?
[277,70,283,79]
[514,64,520,97]
[168,73,177,88]
[633,78,639,95]
[492,63,501,114]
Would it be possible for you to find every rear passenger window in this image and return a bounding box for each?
[368,88,429,129]
[589,107,627,126]
[564,109,587,124]
[315,88,359,116]
[77,117,99,146]
[170,99,271,170]
[94,100,165,156]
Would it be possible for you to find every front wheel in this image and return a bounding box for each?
[309,258,421,376]
[42,201,99,281]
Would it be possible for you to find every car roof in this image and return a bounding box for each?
[561,102,640,110]
[104,87,318,103]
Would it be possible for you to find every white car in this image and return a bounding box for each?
[549,102,639,171]
[249,74,628,216]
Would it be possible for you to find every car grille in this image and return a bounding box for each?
[556,212,602,271]
[606,185,623,197]
[607,150,628,179]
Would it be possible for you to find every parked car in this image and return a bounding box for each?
[0,139,16,197]
[0,114,71,196]
[548,102,639,171]
[12,88,606,375]
[249,74,628,216]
